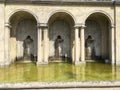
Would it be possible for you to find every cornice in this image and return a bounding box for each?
[2,0,115,5]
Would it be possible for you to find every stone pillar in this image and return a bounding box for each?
[37,23,49,65]
[43,24,49,64]
[74,25,80,65]
[4,23,11,65]
[111,25,115,65]
[80,25,86,63]
[37,23,42,65]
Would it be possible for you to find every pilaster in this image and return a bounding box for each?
[111,24,115,65]
[80,25,86,63]
[37,23,49,65]
[4,22,11,65]
[43,25,49,64]
[74,24,80,65]
[37,23,42,65]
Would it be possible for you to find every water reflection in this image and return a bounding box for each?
[75,64,86,81]
[23,63,38,81]
[85,63,112,80]
[113,65,120,80]
[0,62,120,82]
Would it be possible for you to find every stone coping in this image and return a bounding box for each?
[1,0,115,5]
[1,0,120,6]
[0,81,120,89]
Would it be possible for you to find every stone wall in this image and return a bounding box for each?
[116,6,120,64]
[85,20,101,58]
[5,4,114,24]
[16,19,37,59]
[0,2,117,65]
[49,20,71,57]
[0,3,5,65]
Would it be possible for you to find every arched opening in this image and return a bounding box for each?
[48,12,75,62]
[9,11,37,62]
[85,12,111,62]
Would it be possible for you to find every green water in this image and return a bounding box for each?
[0,62,120,82]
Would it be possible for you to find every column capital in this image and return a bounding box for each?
[37,23,48,28]
[37,23,41,28]
[5,22,11,29]
[74,23,81,28]
[111,24,115,28]
[74,23,86,29]
[81,24,86,29]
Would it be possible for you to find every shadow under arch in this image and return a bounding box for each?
[47,9,76,25]
[8,9,39,23]
[47,10,76,63]
[9,10,38,62]
[84,10,114,63]
[83,10,113,25]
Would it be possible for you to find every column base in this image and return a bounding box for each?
[0,61,11,66]
[74,61,86,65]
[111,61,116,66]
[115,61,120,66]
[110,59,115,65]
[37,61,48,65]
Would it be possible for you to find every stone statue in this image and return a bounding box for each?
[85,35,95,60]
[54,35,64,58]
[23,35,33,60]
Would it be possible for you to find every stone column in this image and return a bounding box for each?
[43,24,49,64]
[80,25,86,63]
[74,25,80,65]
[4,23,11,65]
[37,23,42,65]
[111,25,115,65]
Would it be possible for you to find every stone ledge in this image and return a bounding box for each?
[0,81,120,89]
[37,61,48,65]
[74,61,86,65]
[115,61,120,66]
[4,0,115,5]
[0,61,11,66]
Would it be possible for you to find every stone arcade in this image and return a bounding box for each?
[0,0,119,66]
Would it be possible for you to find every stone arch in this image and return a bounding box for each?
[83,10,113,25]
[9,9,38,62]
[8,9,39,23]
[47,10,75,62]
[84,10,113,63]
[47,9,76,24]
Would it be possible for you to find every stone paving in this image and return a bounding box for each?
[0,81,120,89]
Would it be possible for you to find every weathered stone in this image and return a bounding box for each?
[0,0,118,65]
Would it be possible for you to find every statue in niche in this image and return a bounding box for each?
[23,35,34,60]
[85,35,95,60]
[54,35,64,58]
